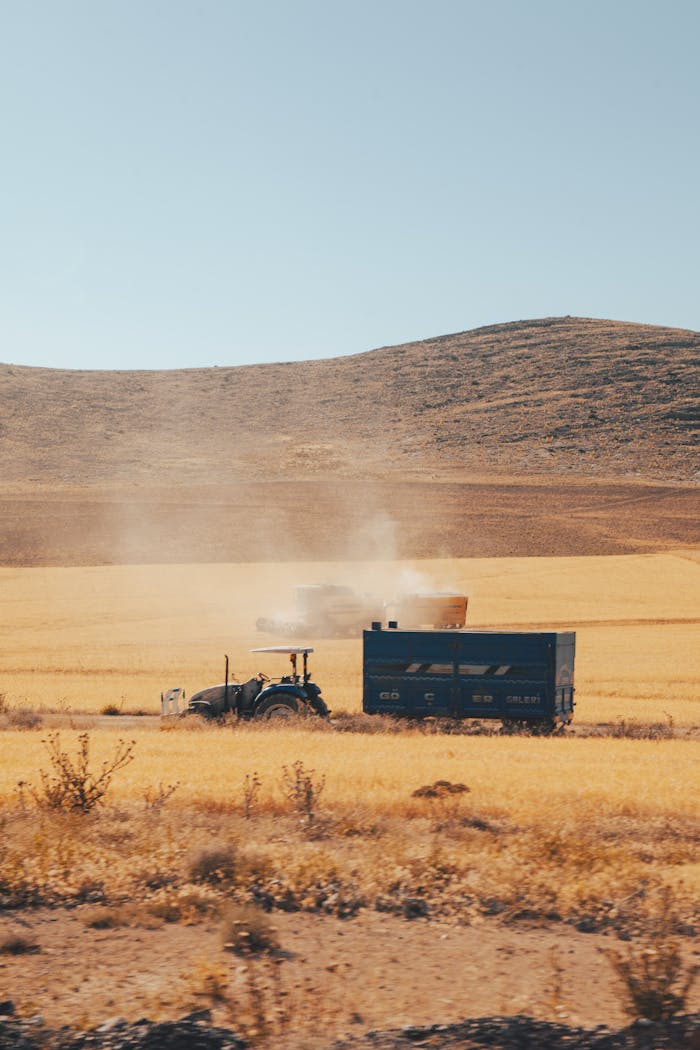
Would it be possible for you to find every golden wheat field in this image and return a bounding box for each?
[1,551,699,723]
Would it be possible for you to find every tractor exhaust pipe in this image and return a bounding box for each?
[224,654,229,713]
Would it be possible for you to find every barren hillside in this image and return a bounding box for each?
[1,317,697,564]
[2,316,698,486]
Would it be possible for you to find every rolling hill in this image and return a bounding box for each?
[1,316,697,564]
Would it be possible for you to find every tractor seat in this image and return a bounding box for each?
[238,677,263,712]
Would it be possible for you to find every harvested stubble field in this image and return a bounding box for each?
[0,551,698,1046]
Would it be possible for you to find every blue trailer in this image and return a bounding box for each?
[363,625,575,731]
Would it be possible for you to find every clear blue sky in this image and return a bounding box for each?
[2,0,699,370]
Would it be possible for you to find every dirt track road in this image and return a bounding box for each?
[4,906,699,1043]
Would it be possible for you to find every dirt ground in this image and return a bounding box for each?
[4,905,698,1046]
[0,478,697,566]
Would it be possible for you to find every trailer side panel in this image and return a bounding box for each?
[362,627,575,726]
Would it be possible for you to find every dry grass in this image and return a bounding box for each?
[3,726,698,818]
[0,725,697,937]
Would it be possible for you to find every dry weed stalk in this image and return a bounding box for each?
[545,946,567,1017]
[187,953,289,1045]
[606,888,699,1020]
[242,772,262,819]
[281,760,325,825]
[20,732,135,812]
[237,957,285,1044]
[143,780,180,811]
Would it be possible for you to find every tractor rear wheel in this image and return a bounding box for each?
[254,694,301,721]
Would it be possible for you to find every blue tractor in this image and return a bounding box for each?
[186,646,330,721]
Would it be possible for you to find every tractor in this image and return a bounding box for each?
[184,647,330,721]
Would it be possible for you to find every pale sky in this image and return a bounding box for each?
[2,0,699,370]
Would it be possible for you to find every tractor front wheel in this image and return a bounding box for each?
[254,694,301,721]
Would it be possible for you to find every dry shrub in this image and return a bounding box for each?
[221,903,280,956]
[135,861,179,892]
[412,779,470,799]
[411,780,472,832]
[330,711,406,733]
[0,933,40,955]
[231,956,288,1044]
[3,707,43,730]
[611,715,675,740]
[526,826,626,873]
[81,904,134,929]
[80,903,163,929]
[21,733,135,812]
[607,888,699,1020]
[146,885,219,923]
[235,847,276,886]
[188,845,237,885]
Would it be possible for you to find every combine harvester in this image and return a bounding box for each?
[386,592,467,630]
[256,584,382,638]
[256,584,467,637]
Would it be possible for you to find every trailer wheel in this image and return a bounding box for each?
[254,694,301,721]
